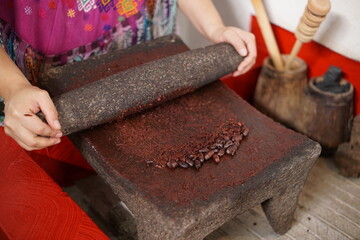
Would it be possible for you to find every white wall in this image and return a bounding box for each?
[177,0,360,61]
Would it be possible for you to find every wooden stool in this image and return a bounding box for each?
[41,35,321,240]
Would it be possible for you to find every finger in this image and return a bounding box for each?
[21,113,62,138]
[37,91,61,130]
[236,56,253,74]
[4,126,41,151]
[242,32,257,61]
[33,135,62,149]
[13,136,42,151]
[12,125,61,150]
[236,33,257,74]
[233,70,241,77]
[240,59,256,74]
[223,30,248,57]
[233,54,255,76]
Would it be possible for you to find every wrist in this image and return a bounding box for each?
[205,23,226,43]
[1,75,31,102]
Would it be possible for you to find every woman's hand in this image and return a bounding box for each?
[209,26,257,76]
[178,0,257,77]
[3,85,62,151]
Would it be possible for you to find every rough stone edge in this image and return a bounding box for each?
[70,132,321,240]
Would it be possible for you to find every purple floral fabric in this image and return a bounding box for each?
[0,0,177,82]
[0,0,177,125]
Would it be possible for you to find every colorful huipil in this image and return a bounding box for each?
[0,0,178,125]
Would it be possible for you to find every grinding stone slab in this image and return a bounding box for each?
[39,35,189,97]
[41,35,321,240]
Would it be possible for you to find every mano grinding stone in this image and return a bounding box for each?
[40,35,243,135]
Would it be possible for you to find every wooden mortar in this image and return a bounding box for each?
[299,77,354,154]
[254,57,354,154]
[254,55,308,127]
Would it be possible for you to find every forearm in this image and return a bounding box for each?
[0,46,31,101]
[178,0,257,76]
[178,0,224,42]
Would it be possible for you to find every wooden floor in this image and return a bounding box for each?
[64,157,360,240]
[205,157,360,240]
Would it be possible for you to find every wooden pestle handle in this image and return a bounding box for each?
[251,0,284,71]
[307,0,331,16]
[285,0,331,70]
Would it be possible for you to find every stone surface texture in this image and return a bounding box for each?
[40,35,243,135]
[40,35,321,240]
[335,115,360,177]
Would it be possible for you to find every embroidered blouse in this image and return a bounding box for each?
[0,0,178,125]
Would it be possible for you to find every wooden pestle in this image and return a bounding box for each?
[252,0,284,71]
[285,0,331,70]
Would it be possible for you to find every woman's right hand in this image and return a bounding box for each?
[3,85,63,151]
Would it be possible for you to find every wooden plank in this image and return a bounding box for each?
[299,192,360,238]
[311,158,360,196]
[204,157,360,240]
[286,222,323,240]
[250,204,323,240]
[213,220,262,240]
[205,222,260,240]
[300,188,360,226]
[303,165,360,223]
[292,210,351,239]
[304,174,360,212]
[233,208,283,239]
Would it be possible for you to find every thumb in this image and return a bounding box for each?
[37,91,61,130]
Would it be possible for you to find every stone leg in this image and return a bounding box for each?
[261,148,320,235]
[261,188,300,235]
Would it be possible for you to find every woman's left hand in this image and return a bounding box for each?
[209,26,257,77]
[178,0,256,76]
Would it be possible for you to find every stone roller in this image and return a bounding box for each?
[284,0,331,70]
[38,43,243,136]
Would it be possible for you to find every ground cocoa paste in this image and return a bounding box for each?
[110,86,250,170]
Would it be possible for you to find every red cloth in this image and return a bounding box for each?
[31,136,93,171]
[0,128,108,240]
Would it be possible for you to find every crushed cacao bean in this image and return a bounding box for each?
[198,153,205,163]
[209,144,217,150]
[214,143,223,149]
[185,159,194,167]
[178,161,190,169]
[213,154,220,163]
[166,160,178,169]
[232,134,243,142]
[146,160,155,166]
[204,150,215,160]
[224,140,234,148]
[218,148,225,157]
[199,148,209,153]
[158,120,249,169]
[226,145,238,156]
[242,127,249,137]
[194,160,202,169]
